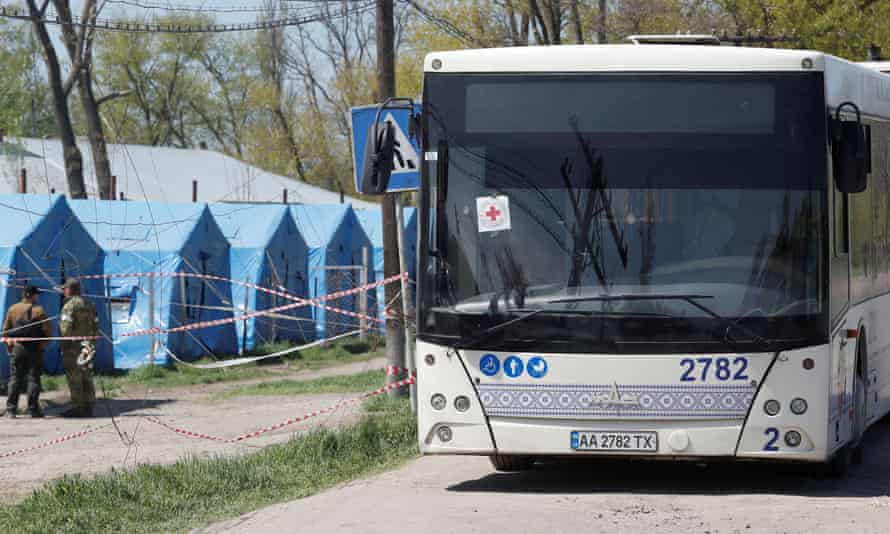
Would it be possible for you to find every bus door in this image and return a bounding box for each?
[830,183,853,448]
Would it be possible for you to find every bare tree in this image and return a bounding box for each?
[191,35,256,159]
[570,0,585,43]
[597,0,607,43]
[53,0,121,200]
[257,1,307,180]
[25,0,86,198]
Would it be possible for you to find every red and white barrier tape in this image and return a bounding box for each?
[122,273,406,339]
[0,334,101,343]
[0,374,416,459]
[95,271,388,326]
[147,376,416,444]
[145,417,227,443]
[0,422,113,459]
[384,365,415,377]
[0,273,406,343]
[78,270,387,325]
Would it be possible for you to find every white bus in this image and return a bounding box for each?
[361,41,890,476]
[862,60,890,74]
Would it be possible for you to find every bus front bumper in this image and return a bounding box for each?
[416,341,832,462]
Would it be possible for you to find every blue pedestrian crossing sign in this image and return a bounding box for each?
[350,103,422,193]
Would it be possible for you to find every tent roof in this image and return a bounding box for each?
[354,208,383,248]
[0,138,376,207]
[70,199,207,251]
[0,194,61,246]
[355,207,417,249]
[290,204,353,248]
[209,204,290,248]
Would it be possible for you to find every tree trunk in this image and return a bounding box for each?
[570,0,584,44]
[597,0,607,44]
[78,68,112,199]
[26,0,86,198]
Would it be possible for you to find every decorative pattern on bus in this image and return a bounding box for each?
[478,383,756,419]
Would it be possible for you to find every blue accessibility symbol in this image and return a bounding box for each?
[527,356,548,379]
[479,354,500,376]
[504,356,524,378]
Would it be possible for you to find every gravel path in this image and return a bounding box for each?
[203,418,890,534]
[0,357,386,501]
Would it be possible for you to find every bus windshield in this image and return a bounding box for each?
[418,72,828,353]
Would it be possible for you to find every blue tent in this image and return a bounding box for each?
[0,194,111,379]
[290,205,373,340]
[70,200,237,368]
[210,204,311,352]
[354,206,417,322]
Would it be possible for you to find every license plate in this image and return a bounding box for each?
[570,431,658,452]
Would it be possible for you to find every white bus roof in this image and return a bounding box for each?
[860,60,890,73]
[424,45,826,73]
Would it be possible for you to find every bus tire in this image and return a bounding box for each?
[821,447,851,479]
[489,454,534,472]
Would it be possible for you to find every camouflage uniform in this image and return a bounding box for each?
[60,280,98,417]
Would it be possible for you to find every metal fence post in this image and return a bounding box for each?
[148,272,156,364]
[360,246,369,342]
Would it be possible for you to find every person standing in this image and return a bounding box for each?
[59,279,98,418]
[3,286,50,418]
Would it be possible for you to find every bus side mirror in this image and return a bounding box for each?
[832,102,870,194]
[360,121,396,195]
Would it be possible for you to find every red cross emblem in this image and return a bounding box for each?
[477,195,510,232]
[485,205,501,222]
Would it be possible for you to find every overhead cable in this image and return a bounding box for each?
[399,0,481,47]
[0,2,374,33]
[106,0,369,13]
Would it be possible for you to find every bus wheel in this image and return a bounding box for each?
[821,447,851,479]
[851,373,867,465]
[489,454,534,472]
[820,368,867,477]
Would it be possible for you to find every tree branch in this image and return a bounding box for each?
[96,90,132,107]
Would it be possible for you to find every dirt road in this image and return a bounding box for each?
[0,357,385,501]
[204,419,890,534]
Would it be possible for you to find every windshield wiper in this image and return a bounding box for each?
[448,306,678,350]
[451,309,544,350]
[547,293,776,352]
[548,293,715,304]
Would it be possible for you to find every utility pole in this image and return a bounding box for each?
[377,0,406,397]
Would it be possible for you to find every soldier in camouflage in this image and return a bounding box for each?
[59,279,98,418]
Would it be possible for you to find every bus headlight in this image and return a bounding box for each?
[431,393,447,410]
[454,395,471,412]
[784,430,802,447]
[437,425,453,442]
[790,398,808,415]
[764,399,781,416]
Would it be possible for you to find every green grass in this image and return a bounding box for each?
[218,369,385,399]
[0,397,417,534]
[37,338,383,395]
[40,374,66,393]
